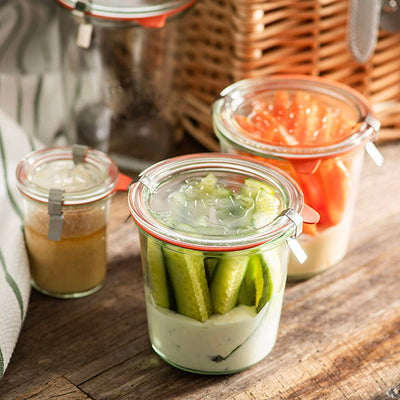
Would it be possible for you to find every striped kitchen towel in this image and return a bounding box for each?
[0,0,68,146]
[0,0,73,379]
[0,109,37,379]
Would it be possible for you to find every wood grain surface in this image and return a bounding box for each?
[0,142,399,400]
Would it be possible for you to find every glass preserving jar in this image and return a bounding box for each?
[128,153,308,374]
[16,145,129,298]
[213,75,383,280]
[55,0,196,171]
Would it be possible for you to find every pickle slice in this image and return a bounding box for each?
[204,257,219,285]
[210,256,249,315]
[163,247,212,322]
[256,255,274,313]
[146,238,173,309]
[237,255,264,308]
[241,178,275,197]
[236,254,274,312]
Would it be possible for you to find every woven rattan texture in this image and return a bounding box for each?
[179,0,400,150]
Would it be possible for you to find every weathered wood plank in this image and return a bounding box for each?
[15,376,91,400]
[0,142,399,400]
[75,143,400,399]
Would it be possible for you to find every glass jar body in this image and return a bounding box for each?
[213,76,377,280]
[21,196,112,298]
[140,230,289,374]
[57,8,186,171]
[128,153,304,374]
[219,139,365,279]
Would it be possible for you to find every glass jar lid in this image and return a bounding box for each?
[128,153,304,252]
[213,75,381,161]
[56,0,196,21]
[16,145,119,206]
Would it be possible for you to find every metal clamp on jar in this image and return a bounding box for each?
[55,0,197,171]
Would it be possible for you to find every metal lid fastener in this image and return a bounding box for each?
[48,188,65,241]
[361,115,384,167]
[281,208,308,264]
[72,1,93,49]
[72,144,87,164]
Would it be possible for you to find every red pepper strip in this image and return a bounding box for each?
[249,109,278,143]
[261,109,298,146]
[293,169,331,226]
[286,91,312,144]
[235,114,261,138]
[273,90,289,122]
[304,99,323,145]
[303,223,318,236]
[316,159,351,226]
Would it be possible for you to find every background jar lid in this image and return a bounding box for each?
[55,0,197,27]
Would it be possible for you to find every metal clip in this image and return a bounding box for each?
[364,114,381,138]
[72,144,87,165]
[365,141,384,166]
[361,115,384,166]
[72,1,93,49]
[48,188,64,241]
[282,208,303,237]
[281,208,308,264]
[286,237,307,264]
[138,175,157,193]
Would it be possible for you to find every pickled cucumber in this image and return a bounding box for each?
[241,179,280,229]
[241,178,275,197]
[147,173,282,321]
[237,254,274,312]
[210,256,249,315]
[204,257,219,284]
[256,255,274,313]
[163,247,212,322]
[237,255,264,307]
[146,237,173,309]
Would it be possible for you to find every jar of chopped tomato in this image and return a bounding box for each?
[212,75,382,280]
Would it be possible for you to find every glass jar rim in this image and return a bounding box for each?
[213,74,378,160]
[56,0,196,20]
[16,146,119,206]
[128,153,304,252]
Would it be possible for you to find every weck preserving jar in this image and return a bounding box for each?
[213,75,383,280]
[128,153,311,374]
[16,145,130,298]
[55,0,196,171]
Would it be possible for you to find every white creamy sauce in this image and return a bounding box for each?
[146,289,285,373]
[288,213,353,279]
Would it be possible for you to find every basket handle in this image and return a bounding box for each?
[348,0,381,63]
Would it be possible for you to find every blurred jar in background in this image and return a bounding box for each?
[56,0,197,172]
[0,0,68,146]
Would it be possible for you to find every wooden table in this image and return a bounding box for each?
[1,140,400,400]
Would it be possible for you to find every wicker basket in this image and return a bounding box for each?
[179,0,400,151]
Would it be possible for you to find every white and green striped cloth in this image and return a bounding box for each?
[0,0,67,146]
[0,0,67,379]
[0,110,35,379]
